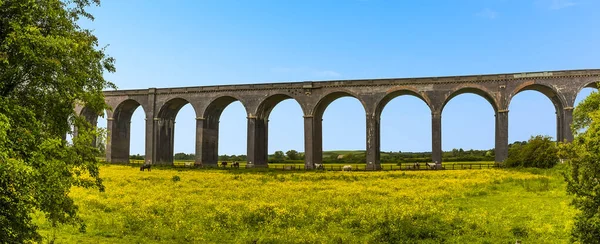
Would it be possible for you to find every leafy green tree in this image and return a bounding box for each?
[285,150,299,160]
[174,152,194,161]
[572,88,600,135]
[0,0,114,242]
[505,135,558,168]
[96,127,107,156]
[273,151,285,161]
[562,95,600,243]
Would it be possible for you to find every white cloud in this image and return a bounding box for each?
[476,8,498,19]
[535,0,577,10]
[549,0,576,9]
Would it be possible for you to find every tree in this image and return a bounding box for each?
[562,93,600,243]
[273,151,285,162]
[96,127,107,156]
[572,88,600,135]
[285,150,299,160]
[0,0,114,242]
[504,135,558,168]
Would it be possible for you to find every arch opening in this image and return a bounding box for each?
[318,94,366,165]
[110,99,146,163]
[442,93,495,162]
[509,91,558,144]
[380,94,432,165]
[256,95,304,164]
[200,96,247,165]
[72,107,109,159]
[155,98,196,164]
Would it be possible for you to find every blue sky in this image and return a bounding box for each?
[84,0,599,155]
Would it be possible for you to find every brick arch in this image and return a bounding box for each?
[154,97,199,164]
[196,95,249,166]
[508,83,565,111]
[112,99,146,122]
[312,90,367,119]
[157,97,198,120]
[202,95,249,130]
[255,94,304,120]
[108,99,147,163]
[375,87,432,118]
[577,81,599,95]
[441,86,499,113]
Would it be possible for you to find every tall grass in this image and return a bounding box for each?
[34,165,575,243]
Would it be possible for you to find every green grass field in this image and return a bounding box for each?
[34,164,575,243]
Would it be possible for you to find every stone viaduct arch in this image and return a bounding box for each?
[77,69,600,169]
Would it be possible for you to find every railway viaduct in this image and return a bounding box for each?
[76,69,600,169]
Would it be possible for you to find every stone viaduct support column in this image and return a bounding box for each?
[107,117,131,163]
[154,118,175,165]
[146,88,157,164]
[196,119,219,167]
[247,116,268,167]
[431,111,442,164]
[366,113,381,170]
[495,110,509,163]
[105,117,114,162]
[559,107,574,142]
[195,118,204,166]
[303,115,322,169]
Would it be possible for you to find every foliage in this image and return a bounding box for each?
[285,150,299,160]
[95,127,107,156]
[562,111,600,243]
[504,136,559,168]
[33,165,575,243]
[572,88,600,136]
[218,154,246,162]
[173,152,193,161]
[0,0,114,242]
[272,151,285,162]
[130,154,145,160]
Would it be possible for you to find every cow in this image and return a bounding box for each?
[315,163,324,170]
[342,165,352,171]
[232,162,240,168]
[220,161,228,168]
[140,163,151,171]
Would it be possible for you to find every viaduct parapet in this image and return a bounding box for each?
[76,69,600,169]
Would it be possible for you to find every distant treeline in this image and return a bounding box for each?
[130,148,496,163]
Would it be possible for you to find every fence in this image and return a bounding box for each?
[122,160,501,171]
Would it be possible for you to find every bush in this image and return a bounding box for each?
[505,135,558,168]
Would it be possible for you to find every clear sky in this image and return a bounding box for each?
[84,0,599,156]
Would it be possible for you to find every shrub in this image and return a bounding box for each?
[505,135,558,168]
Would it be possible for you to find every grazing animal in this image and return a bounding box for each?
[413,162,420,169]
[315,163,324,170]
[342,165,352,171]
[184,162,192,167]
[140,163,151,171]
[232,162,240,168]
[220,161,228,168]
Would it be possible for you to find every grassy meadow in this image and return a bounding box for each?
[35,164,575,243]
